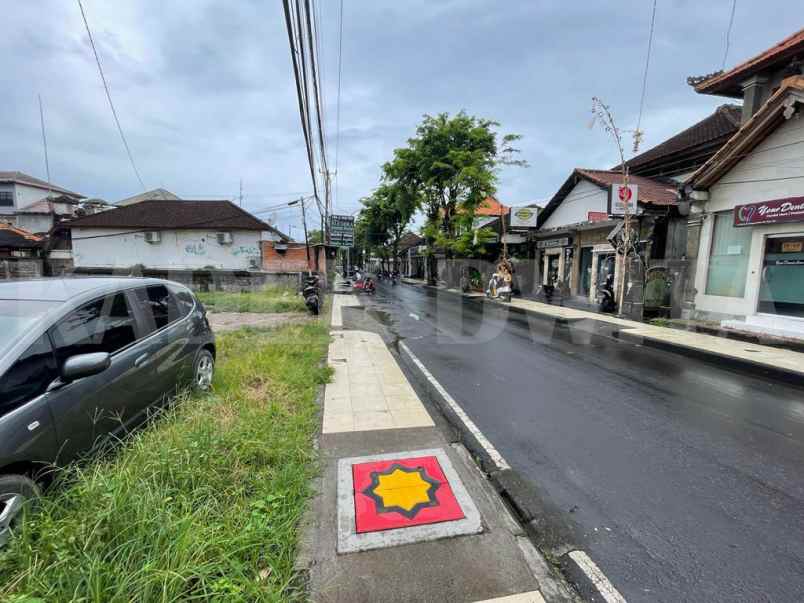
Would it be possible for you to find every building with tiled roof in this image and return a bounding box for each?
[619,105,742,180]
[678,28,804,338]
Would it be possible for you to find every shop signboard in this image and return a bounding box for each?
[607,183,639,216]
[329,214,355,247]
[510,206,539,228]
[536,236,571,249]
[733,196,804,227]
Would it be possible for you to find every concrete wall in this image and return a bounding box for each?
[693,115,804,319]
[14,184,52,210]
[71,227,263,271]
[541,180,607,229]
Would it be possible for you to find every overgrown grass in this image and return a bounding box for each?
[0,322,331,602]
[196,287,307,314]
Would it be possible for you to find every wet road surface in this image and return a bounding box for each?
[363,282,804,602]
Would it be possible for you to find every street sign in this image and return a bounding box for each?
[510,206,539,228]
[608,183,639,216]
[329,214,355,247]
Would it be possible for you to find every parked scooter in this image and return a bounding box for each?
[391,270,399,286]
[302,273,321,315]
[597,273,617,313]
[364,277,376,295]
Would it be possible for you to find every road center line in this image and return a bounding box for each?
[568,550,627,603]
[400,341,511,471]
[409,312,420,320]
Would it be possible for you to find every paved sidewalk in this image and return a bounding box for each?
[402,278,804,379]
[302,294,572,603]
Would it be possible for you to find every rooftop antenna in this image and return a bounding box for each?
[38,93,53,198]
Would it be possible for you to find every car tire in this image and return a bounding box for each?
[0,474,40,548]
[192,349,215,392]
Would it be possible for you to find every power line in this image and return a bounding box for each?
[77,0,146,192]
[335,0,344,212]
[283,0,320,202]
[721,0,737,69]
[635,0,657,137]
[38,93,52,194]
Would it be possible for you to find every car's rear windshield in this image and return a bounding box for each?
[0,299,61,353]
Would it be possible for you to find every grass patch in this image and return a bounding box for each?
[197,287,307,314]
[0,322,331,602]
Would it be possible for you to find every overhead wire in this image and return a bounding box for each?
[283,0,320,204]
[721,0,737,70]
[76,0,146,192]
[335,0,344,212]
[635,0,658,137]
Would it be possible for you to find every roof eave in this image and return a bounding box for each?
[690,81,804,190]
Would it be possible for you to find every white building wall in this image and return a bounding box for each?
[14,184,52,209]
[72,228,264,271]
[694,115,804,318]
[541,180,607,229]
[16,214,53,234]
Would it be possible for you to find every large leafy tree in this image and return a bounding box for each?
[384,112,525,283]
[356,181,418,271]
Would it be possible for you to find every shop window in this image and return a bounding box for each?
[705,212,752,298]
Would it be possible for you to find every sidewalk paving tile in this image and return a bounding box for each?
[323,330,434,434]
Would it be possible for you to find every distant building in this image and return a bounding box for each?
[116,188,181,206]
[0,223,43,279]
[63,199,286,277]
[0,171,83,225]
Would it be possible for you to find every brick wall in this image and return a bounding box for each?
[262,241,313,273]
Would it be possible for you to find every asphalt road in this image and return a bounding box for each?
[363,281,804,603]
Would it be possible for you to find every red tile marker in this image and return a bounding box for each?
[352,455,465,533]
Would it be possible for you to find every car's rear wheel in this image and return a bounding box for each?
[193,349,215,391]
[0,474,39,548]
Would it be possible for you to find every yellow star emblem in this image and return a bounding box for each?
[364,464,440,518]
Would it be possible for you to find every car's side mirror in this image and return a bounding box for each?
[60,352,111,383]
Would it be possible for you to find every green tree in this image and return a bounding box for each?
[384,112,525,284]
[307,229,324,244]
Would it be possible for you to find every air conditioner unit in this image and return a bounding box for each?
[144,231,161,244]
[217,232,233,245]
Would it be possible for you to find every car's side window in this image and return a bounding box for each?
[0,334,59,416]
[50,293,138,365]
[170,286,196,318]
[132,285,181,333]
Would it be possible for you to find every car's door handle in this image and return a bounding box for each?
[134,353,150,367]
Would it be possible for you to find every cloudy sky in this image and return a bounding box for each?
[1,1,798,236]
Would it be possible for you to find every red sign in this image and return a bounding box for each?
[587,211,609,222]
[734,196,804,227]
[352,455,465,533]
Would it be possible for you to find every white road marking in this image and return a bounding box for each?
[400,341,511,471]
[409,312,420,320]
[568,550,626,603]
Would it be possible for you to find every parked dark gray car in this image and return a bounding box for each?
[0,277,215,545]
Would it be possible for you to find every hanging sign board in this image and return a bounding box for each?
[509,206,539,228]
[608,183,639,216]
[734,196,804,227]
[329,215,354,247]
[536,236,571,249]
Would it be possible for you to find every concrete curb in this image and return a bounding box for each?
[401,280,804,386]
[396,344,583,603]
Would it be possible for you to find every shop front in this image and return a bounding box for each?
[694,196,804,335]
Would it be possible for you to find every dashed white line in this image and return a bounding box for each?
[568,550,627,603]
[400,341,511,471]
[409,312,420,320]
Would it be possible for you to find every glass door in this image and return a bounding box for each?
[757,235,804,317]
[579,248,593,296]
